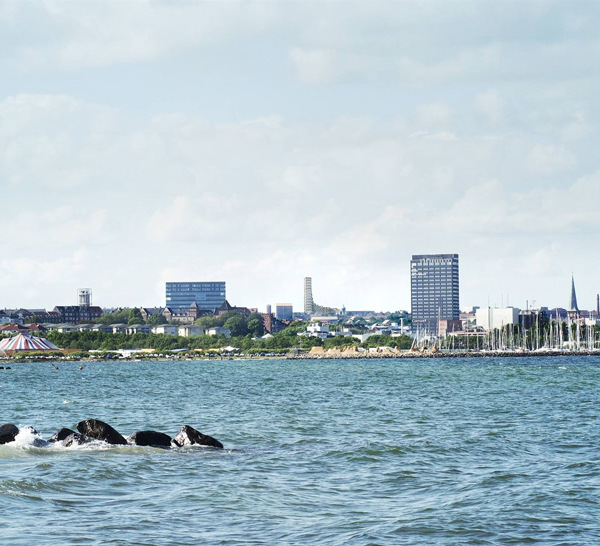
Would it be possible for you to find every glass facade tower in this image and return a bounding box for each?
[165,282,226,311]
[410,254,459,335]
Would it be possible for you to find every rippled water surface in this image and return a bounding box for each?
[1,357,600,544]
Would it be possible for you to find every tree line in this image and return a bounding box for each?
[38,327,413,354]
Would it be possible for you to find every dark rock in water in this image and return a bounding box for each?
[64,433,93,447]
[0,423,19,444]
[130,430,172,448]
[173,425,223,449]
[49,428,76,443]
[76,419,127,445]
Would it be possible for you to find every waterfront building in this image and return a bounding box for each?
[518,308,549,331]
[275,303,293,321]
[437,319,462,337]
[165,282,226,312]
[475,307,520,331]
[410,254,460,335]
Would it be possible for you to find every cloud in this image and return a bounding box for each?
[0,250,87,285]
[289,48,341,85]
[286,1,600,85]
[474,90,504,125]
[1,1,283,71]
[527,144,577,175]
[417,102,454,128]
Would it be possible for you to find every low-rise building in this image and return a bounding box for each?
[151,325,178,336]
[303,323,331,339]
[127,324,151,335]
[261,313,288,334]
[178,325,204,337]
[518,309,549,330]
[215,300,253,318]
[0,323,30,335]
[475,307,520,330]
[111,324,128,334]
[92,324,113,333]
[55,323,78,333]
[438,319,463,337]
[205,326,231,338]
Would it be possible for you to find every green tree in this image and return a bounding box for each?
[194,315,219,329]
[247,313,265,337]
[147,313,168,325]
[128,308,144,325]
[95,308,131,325]
[224,315,248,337]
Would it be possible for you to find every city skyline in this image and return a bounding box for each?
[1,2,600,311]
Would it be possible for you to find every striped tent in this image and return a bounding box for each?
[0,333,59,352]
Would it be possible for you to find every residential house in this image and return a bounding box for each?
[177,325,204,337]
[205,326,231,338]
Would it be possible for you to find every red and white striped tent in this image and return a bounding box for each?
[0,333,59,352]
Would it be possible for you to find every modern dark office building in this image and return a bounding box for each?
[275,303,293,321]
[165,282,226,312]
[410,254,459,335]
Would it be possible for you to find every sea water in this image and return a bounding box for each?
[1,357,599,544]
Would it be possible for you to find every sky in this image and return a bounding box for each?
[1,0,599,313]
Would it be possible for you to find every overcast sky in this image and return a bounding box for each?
[1,0,599,313]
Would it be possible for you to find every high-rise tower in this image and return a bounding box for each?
[304,277,314,315]
[410,254,460,335]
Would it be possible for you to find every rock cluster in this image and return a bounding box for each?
[0,419,223,449]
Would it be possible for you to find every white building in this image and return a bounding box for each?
[475,307,520,330]
[205,327,231,338]
[151,324,178,336]
[178,325,204,337]
[304,323,330,339]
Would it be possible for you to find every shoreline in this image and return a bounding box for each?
[286,349,600,359]
[3,349,600,363]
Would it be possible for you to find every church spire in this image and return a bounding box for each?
[568,275,580,318]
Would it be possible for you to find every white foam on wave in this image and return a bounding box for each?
[7,425,111,452]
[49,438,114,452]
[13,426,49,449]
